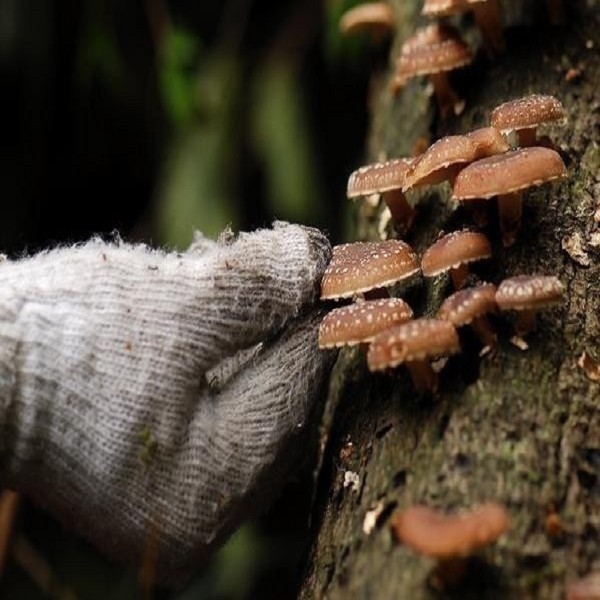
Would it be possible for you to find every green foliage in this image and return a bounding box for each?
[178,525,267,600]
[156,53,242,248]
[158,26,202,128]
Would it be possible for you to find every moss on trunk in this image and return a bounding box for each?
[300,1,600,598]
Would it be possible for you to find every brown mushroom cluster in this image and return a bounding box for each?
[319,234,564,391]
[348,93,568,246]
[331,3,575,593]
[342,0,567,117]
[328,94,569,395]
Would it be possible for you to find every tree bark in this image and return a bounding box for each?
[300,1,599,598]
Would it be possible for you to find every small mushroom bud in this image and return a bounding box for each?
[438,284,498,355]
[390,503,510,589]
[367,319,460,393]
[318,298,413,349]
[452,147,567,247]
[496,275,564,338]
[421,230,492,290]
[340,2,396,38]
[393,24,472,119]
[320,241,420,301]
[347,158,416,233]
[490,94,566,148]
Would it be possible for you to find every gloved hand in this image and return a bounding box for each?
[0,222,333,581]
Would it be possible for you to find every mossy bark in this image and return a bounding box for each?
[300,1,599,598]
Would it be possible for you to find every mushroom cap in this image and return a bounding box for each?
[347,158,414,197]
[438,283,497,326]
[422,0,488,17]
[391,503,510,559]
[395,24,472,83]
[318,298,413,348]
[496,275,564,311]
[403,135,476,191]
[452,147,567,201]
[367,319,460,370]
[421,230,492,277]
[339,2,395,35]
[320,241,420,300]
[491,94,566,134]
[465,127,510,159]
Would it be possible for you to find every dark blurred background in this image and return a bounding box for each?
[0,0,383,597]
[0,0,385,254]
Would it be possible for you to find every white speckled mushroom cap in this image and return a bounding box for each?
[320,241,420,300]
[491,94,566,134]
[347,158,414,197]
[395,24,472,83]
[438,283,497,326]
[318,298,413,348]
[340,2,395,35]
[421,230,492,277]
[496,275,564,311]
[403,136,477,191]
[367,319,460,370]
[452,147,567,201]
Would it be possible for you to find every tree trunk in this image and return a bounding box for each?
[300,1,599,598]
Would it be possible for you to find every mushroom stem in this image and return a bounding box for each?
[450,264,469,290]
[517,128,537,147]
[363,288,389,301]
[471,315,497,349]
[515,309,537,336]
[497,190,523,247]
[406,359,438,393]
[382,190,416,233]
[428,72,464,119]
[472,0,504,55]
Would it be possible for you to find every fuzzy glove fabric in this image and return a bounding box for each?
[0,222,333,581]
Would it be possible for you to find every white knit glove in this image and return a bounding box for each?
[0,222,332,581]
